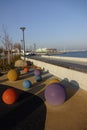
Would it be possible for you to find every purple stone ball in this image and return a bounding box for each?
[45,83,66,106]
[34,69,41,76]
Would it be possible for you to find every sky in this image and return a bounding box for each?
[0,0,87,50]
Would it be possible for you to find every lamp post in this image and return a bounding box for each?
[21,40,23,50]
[20,27,26,61]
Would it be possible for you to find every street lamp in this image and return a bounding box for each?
[21,40,23,50]
[20,27,26,61]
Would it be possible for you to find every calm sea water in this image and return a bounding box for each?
[53,51,87,58]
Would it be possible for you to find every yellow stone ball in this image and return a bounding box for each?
[46,78,60,86]
[7,69,18,81]
[36,67,42,72]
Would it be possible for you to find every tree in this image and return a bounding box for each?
[1,26,13,64]
[13,42,21,52]
[0,46,3,53]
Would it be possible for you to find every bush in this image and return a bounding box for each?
[0,54,21,72]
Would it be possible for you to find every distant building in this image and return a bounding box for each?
[35,48,57,54]
[35,48,47,53]
[46,48,57,53]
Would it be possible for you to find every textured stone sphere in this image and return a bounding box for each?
[34,69,41,76]
[24,67,29,73]
[2,88,19,105]
[15,60,27,67]
[45,83,66,106]
[46,78,60,86]
[36,67,42,71]
[7,69,18,81]
[23,80,32,89]
[35,75,42,82]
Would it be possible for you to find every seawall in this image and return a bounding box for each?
[21,56,87,91]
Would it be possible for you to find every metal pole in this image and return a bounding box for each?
[23,29,25,61]
[20,27,26,61]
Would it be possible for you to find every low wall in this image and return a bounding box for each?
[21,57,87,91]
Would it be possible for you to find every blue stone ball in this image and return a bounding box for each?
[23,80,32,89]
[35,75,42,82]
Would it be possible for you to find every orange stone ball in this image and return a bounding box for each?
[2,88,19,105]
[24,67,29,73]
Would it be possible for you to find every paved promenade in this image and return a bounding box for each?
[0,69,87,130]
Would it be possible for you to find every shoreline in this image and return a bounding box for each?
[41,55,87,64]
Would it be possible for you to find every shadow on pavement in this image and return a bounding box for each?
[60,78,80,100]
[0,84,46,130]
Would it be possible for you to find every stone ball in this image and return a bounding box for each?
[22,80,32,89]
[34,69,41,76]
[2,88,19,105]
[46,78,60,86]
[45,83,66,106]
[7,69,18,81]
[24,67,29,73]
[35,75,42,82]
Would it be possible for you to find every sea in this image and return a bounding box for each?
[52,51,87,58]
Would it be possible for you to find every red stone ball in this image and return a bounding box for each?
[2,88,19,105]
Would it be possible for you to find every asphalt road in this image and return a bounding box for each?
[27,55,87,73]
